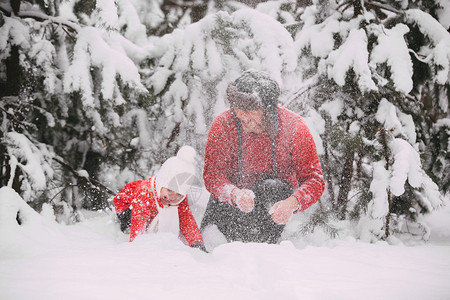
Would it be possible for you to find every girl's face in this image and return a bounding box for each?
[233,108,265,134]
[160,187,185,206]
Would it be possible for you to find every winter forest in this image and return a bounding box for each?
[1,0,450,298]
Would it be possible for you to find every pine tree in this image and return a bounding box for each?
[287,0,448,240]
[140,7,298,159]
[0,0,150,221]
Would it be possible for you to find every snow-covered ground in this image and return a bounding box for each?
[1,186,450,300]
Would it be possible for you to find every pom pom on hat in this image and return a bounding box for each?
[176,145,196,165]
[155,146,197,197]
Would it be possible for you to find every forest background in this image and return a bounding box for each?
[0,0,449,243]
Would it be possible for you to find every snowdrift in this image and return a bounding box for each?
[1,187,450,299]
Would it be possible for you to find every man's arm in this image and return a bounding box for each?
[203,112,237,204]
[291,118,325,212]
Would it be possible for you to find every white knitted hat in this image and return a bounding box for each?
[155,146,197,197]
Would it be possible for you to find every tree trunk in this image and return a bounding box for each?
[336,149,355,219]
[322,124,335,205]
[379,128,391,238]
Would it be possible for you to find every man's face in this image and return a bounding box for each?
[233,108,265,134]
[160,187,185,206]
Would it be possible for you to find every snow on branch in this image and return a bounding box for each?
[145,8,298,135]
[63,27,146,107]
[116,0,148,45]
[294,17,339,59]
[369,161,390,219]
[17,11,81,33]
[405,9,450,85]
[370,24,413,94]
[389,138,421,196]
[0,16,31,57]
[149,8,297,90]
[389,138,442,210]
[326,28,377,92]
[232,9,297,82]
[28,39,58,94]
[369,138,442,219]
[93,0,119,30]
[376,98,417,144]
[4,132,54,202]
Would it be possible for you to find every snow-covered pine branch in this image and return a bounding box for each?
[367,98,443,237]
[404,9,450,86]
[144,8,297,152]
[63,27,146,106]
[3,132,54,203]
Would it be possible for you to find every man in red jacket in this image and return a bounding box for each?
[201,70,325,243]
[113,146,206,251]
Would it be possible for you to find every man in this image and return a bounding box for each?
[201,70,325,243]
[113,146,206,251]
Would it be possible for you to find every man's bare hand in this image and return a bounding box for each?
[231,188,255,213]
[269,196,299,224]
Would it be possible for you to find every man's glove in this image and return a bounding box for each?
[190,242,208,253]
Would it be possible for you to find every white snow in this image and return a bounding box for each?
[389,138,422,196]
[327,28,377,92]
[1,2,450,299]
[405,9,450,85]
[1,186,449,300]
[370,24,413,94]
[3,132,54,202]
[369,161,390,219]
[63,26,145,108]
[319,98,343,124]
[0,16,30,59]
[376,98,406,138]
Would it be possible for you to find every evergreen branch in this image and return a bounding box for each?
[167,0,205,8]
[16,10,81,34]
[284,75,319,108]
[408,49,433,64]
[0,104,29,131]
[52,157,117,202]
[336,0,352,12]
[336,0,402,15]
[48,184,74,203]
[366,1,402,15]
[0,4,11,16]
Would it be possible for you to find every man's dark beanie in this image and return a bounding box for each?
[226,70,281,137]
[227,70,280,111]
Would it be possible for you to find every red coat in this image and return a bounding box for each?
[204,106,325,211]
[113,176,203,244]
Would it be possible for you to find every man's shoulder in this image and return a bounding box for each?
[215,109,232,120]
[212,109,234,127]
[278,106,304,124]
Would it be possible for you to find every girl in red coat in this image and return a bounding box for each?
[201,70,325,243]
[113,146,206,251]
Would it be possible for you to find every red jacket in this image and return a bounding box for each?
[113,176,203,244]
[204,106,325,211]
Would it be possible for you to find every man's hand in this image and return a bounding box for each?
[269,196,299,224]
[231,188,255,213]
